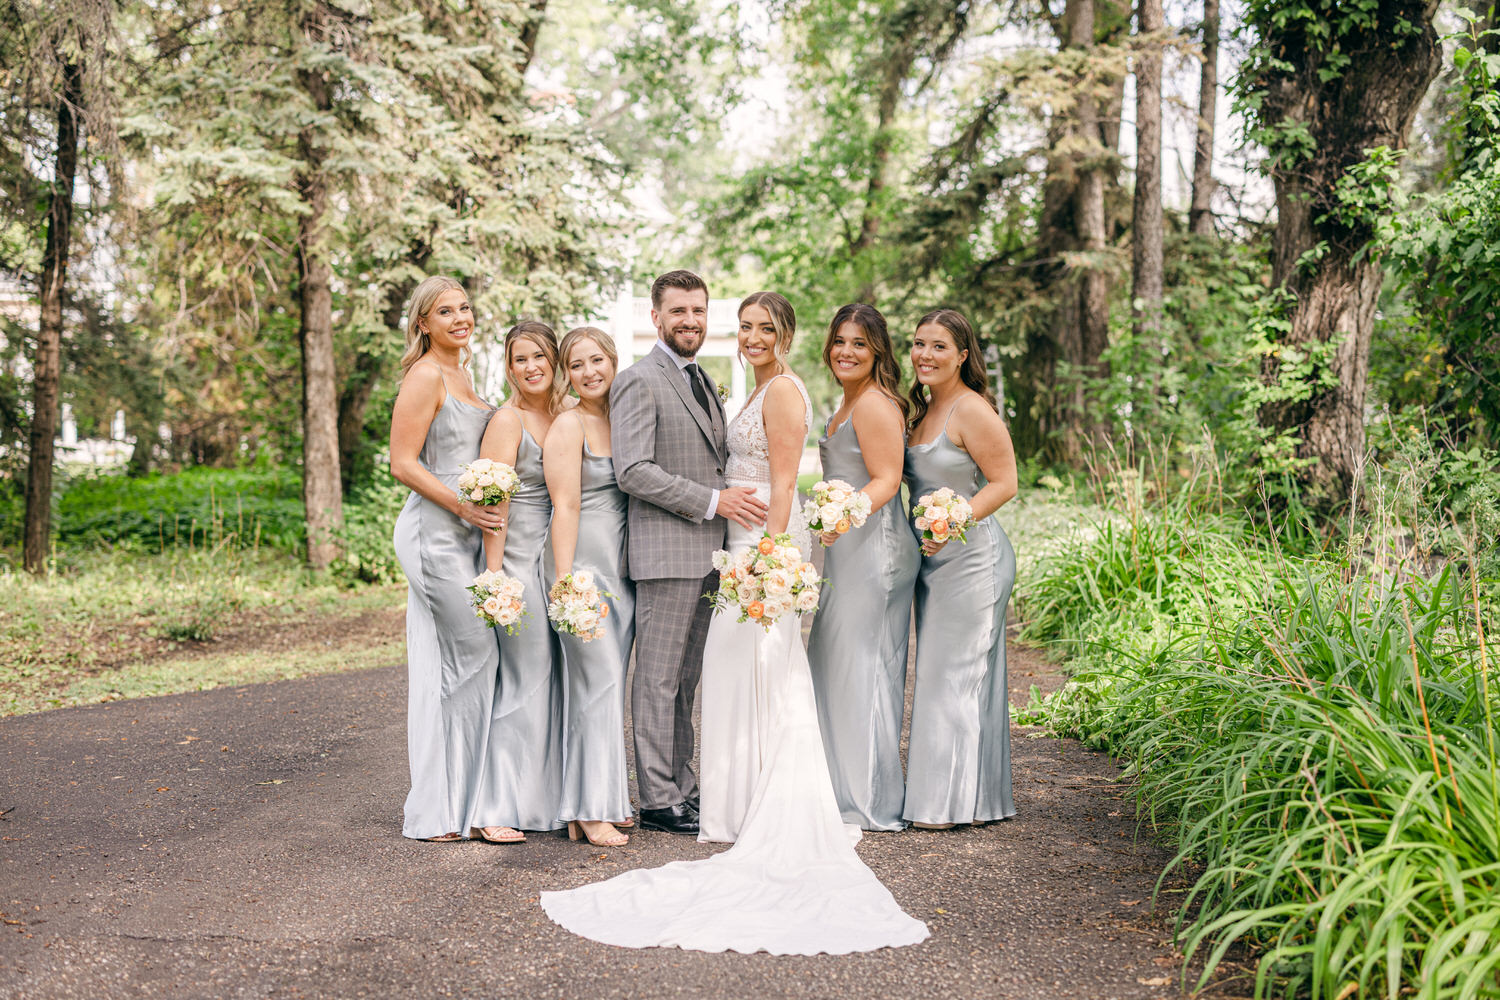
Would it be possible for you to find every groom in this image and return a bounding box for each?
[611,269,768,835]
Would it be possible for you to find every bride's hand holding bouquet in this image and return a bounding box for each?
[710,533,822,630]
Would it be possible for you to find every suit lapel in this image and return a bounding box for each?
[652,350,719,453]
[702,371,728,461]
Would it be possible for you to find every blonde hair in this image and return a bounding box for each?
[738,291,796,374]
[504,320,563,414]
[399,275,469,381]
[557,327,618,414]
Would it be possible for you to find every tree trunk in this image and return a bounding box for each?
[1253,0,1441,499]
[297,5,342,569]
[1188,0,1219,236]
[337,273,420,493]
[1131,0,1164,339]
[1011,0,1116,462]
[24,60,84,575]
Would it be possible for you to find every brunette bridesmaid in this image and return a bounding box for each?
[470,320,567,839]
[388,276,505,842]
[806,304,919,832]
[543,328,635,848]
[903,309,1019,828]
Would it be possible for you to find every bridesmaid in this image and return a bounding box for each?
[543,327,635,848]
[470,320,567,840]
[388,276,505,842]
[903,308,1019,829]
[806,304,919,832]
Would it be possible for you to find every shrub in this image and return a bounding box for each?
[56,466,304,553]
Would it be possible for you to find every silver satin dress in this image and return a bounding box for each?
[471,424,565,831]
[903,430,1016,825]
[544,440,636,824]
[393,391,497,839]
[806,413,920,831]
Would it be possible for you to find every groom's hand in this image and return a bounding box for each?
[717,487,768,530]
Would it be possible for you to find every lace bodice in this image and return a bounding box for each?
[725,373,813,488]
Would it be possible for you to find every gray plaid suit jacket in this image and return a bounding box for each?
[610,346,729,580]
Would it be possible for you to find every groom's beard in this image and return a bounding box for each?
[660,325,704,359]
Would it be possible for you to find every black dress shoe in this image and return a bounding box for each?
[638,802,700,835]
[685,795,700,814]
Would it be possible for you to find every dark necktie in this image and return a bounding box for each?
[684,362,714,417]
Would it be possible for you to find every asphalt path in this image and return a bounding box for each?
[1,651,1199,1000]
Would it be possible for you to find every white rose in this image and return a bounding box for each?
[477,472,495,488]
[915,516,930,531]
[571,570,594,591]
[925,504,946,521]
[795,589,819,612]
[575,608,600,632]
[764,569,792,597]
[482,596,502,617]
[469,488,485,501]
[458,473,477,490]
[784,546,802,565]
[818,503,843,526]
[828,488,849,504]
[765,596,793,619]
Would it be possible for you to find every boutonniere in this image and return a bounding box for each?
[716,383,730,404]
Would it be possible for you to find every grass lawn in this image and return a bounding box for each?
[0,547,406,716]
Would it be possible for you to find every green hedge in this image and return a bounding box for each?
[57,466,307,552]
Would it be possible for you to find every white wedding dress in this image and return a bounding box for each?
[540,373,930,955]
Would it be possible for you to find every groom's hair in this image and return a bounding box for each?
[651,269,708,309]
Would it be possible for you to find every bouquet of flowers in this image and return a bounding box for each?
[456,458,521,506]
[468,569,528,634]
[710,533,822,630]
[801,479,873,544]
[547,570,611,642]
[913,487,975,545]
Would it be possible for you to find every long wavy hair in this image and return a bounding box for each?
[503,320,563,414]
[556,326,618,414]
[399,275,470,382]
[822,303,909,424]
[906,308,998,433]
[737,291,796,375]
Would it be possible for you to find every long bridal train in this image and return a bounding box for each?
[538,609,929,955]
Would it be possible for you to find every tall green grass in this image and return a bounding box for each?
[1023,461,1500,998]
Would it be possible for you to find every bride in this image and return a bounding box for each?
[541,292,930,955]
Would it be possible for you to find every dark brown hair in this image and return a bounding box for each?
[822,303,909,424]
[906,308,998,432]
[650,269,708,309]
[504,320,563,414]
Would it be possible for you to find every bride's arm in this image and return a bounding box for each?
[762,376,808,536]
